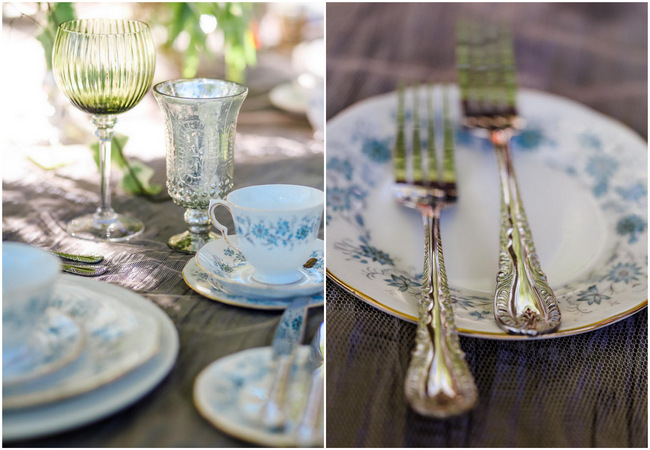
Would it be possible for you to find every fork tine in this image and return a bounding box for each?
[426,84,438,183]
[441,86,456,184]
[412,83,423,183]
[394,83,406,182]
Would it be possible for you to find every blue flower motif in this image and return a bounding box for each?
[616,214,646,244]
[252,223,267,239]
[296,225,310,240]
[586,154,619,180]
[616,183,647,202]
[327,186,351,212]
[512,128,545,151]
[362,138,391,163]
[469,310,491,320]
[357,244,394,265]
[607,262,642,284]
[385,274,420,292]
[576,285,610,305]
[328,157,354,180]
[455,128,491,151]
[578,132,602,151]
[291,316,303,330]
[276,220,290,236]
[224,248,235,257]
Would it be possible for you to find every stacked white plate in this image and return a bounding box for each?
[3,275,179,441]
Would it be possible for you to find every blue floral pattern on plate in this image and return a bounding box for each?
[193,346,322,447]
[3,276,161,409]
[326,85,647,339]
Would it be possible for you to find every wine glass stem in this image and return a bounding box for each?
[92,115,118,219]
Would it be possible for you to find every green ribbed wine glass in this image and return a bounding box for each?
[52,19,155,241]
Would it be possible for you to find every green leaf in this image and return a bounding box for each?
[120,160,162,196]
[90,134,130,172]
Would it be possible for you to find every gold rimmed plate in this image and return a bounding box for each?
[326,85,647,339]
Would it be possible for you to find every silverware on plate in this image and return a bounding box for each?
[457,21,561,336]
[259,295,310,428]
[296,322,324,447]
[393,83,478,418]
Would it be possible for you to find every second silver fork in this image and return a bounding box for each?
[394,84,477,418]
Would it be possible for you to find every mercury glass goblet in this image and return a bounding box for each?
[52,19,155,241]
[153,79,248,254]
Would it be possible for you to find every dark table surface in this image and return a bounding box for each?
[2,14,323,447]
[325,3,647,448]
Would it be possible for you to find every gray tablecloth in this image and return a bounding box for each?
[2,18,323,447]
[325,3,647,447]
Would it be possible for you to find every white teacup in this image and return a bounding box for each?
[208,184,324,285]
[2,242,61,361]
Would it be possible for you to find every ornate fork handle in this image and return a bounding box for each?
[492,130,561,336]
[404,204,477,418]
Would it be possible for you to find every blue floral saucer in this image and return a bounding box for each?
[193,346,323,447]
[3,308,86,387]
[183,257,324,310]
[195,237,324,300]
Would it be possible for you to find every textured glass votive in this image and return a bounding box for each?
[154,78,248,253]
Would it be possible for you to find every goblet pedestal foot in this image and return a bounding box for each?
[167,230,220,254]
[67,212,144,242]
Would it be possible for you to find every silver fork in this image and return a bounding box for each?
[394,83,477,418]
[457,22,561,336]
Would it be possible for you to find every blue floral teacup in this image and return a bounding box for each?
[208,184,324,285]
[3,242,61,362]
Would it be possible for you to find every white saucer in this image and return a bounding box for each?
[3,276,161,409]
[2,276,179,441]
[194,346,323,448]
[3,309,86,387]
[269,82,307,115]
[183,257,324,310]
[195,238,324,299]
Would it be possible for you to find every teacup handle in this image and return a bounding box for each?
[208,199,243,253]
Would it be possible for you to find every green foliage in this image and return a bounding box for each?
[90,135,162,197]
[35,2,76,70]
[162,2,257,82]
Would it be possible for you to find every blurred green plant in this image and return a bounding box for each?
[34,2,75,70]
[160,2,257,83]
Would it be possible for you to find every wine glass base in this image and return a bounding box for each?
[168,231,220,254]
[67,213,144,242]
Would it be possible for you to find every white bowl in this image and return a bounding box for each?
[3,242,61,360]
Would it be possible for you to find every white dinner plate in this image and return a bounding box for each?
[326,86,647,339]
[3,276,179,441]
[4,276,161,408]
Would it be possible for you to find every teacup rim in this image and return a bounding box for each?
[2,242,61,297]
[221,184,324,213]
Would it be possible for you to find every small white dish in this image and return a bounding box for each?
[2,276,179,441]
[269,82,307,115]
[3,309,86,387]
[183,257,324,310]
[3,275,161,409]
[195,237,324,299]
[194,346,323,448]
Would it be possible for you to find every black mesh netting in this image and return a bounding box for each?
[326,279,648,448]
